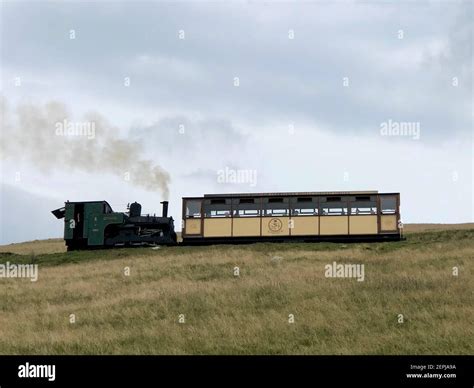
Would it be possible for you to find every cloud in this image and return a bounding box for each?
[1,2,471,138]
[130,115,247,154]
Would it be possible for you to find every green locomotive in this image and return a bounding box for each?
[52,200,177,251]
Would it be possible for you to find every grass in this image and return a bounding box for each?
[0,226,472,355]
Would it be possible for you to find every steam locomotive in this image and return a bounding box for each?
[52,200,177,251]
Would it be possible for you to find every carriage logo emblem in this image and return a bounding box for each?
[268,218,283,232]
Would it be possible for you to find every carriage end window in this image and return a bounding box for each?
[380,196,397,214]
[185,200,202,218]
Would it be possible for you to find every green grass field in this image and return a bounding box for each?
[0,226,472,355]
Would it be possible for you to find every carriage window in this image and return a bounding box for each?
[380,196,397,214]
[203,198,232,218]
[264,197,289,216]
[291,197,318,216]
[320,197,348,216]
[350,200,377,215]
[185,200,202,218]
[233,198,261,217]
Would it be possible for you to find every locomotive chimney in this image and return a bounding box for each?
[161,201,169,218]
[129,202,142,217]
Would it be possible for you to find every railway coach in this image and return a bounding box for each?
[181,191,402,244]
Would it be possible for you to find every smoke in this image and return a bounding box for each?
[0,98,170,199]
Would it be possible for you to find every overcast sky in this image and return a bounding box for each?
[0,0,472,244]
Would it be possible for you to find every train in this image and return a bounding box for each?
[52,191,403,250]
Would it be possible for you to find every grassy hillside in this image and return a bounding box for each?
[0,226,472,355]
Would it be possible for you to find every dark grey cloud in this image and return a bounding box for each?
[2,1,471,139]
